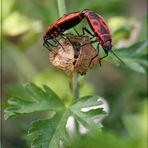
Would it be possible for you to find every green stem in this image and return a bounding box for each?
[57,0,67,16]
[72,73,79,133]
[72,73,79,99]
[56,0,79,134]
[56,0,79,100]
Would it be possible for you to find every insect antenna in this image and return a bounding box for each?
[110,49,126,66]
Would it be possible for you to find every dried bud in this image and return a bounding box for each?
[49,34,101,75]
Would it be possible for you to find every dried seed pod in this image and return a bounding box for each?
[49,34,101,75]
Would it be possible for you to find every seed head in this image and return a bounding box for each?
[49,34,101,75]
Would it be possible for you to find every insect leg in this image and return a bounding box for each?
[73,27,80,36]
[60,33,73,46]
[82,26,95,37]
[53,38,66,51]
[89,41,109,60]
[79,39,98,48]
[47,41,56,47]
[100,49,108,60]
[89,43,101,66]
[43,40,55,52]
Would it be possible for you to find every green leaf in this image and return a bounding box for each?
[5,83,106,148]
[70,96,106,130]
[111,41,148,73]
[28,112,70,148]
[4,83,64,119]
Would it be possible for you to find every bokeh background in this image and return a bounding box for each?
[2,0,147,147]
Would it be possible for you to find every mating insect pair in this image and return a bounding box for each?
[43,9,123,62]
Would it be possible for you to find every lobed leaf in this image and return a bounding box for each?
[70,96,106,130]
[111,40,148,73]
[5,83,106,148]
[4,83,65,119]
[28,112,70,148]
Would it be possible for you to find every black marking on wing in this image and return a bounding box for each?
[58,17,82,31]
[103,36,111,42]
[93,21,98,26]
[100,24,108,34]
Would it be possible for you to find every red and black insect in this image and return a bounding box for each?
[80,9,112,59]
[81,9,125,63]
[43,12,84,50]
[43,9,112,57]
[43,9,124,63]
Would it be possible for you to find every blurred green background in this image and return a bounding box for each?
[2,0,147,147]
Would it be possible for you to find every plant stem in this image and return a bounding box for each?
[56,0,79,134]
[57,0,66,16]
[72,73,79,99]
[56,0,80,100]
[72,73,79,133]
